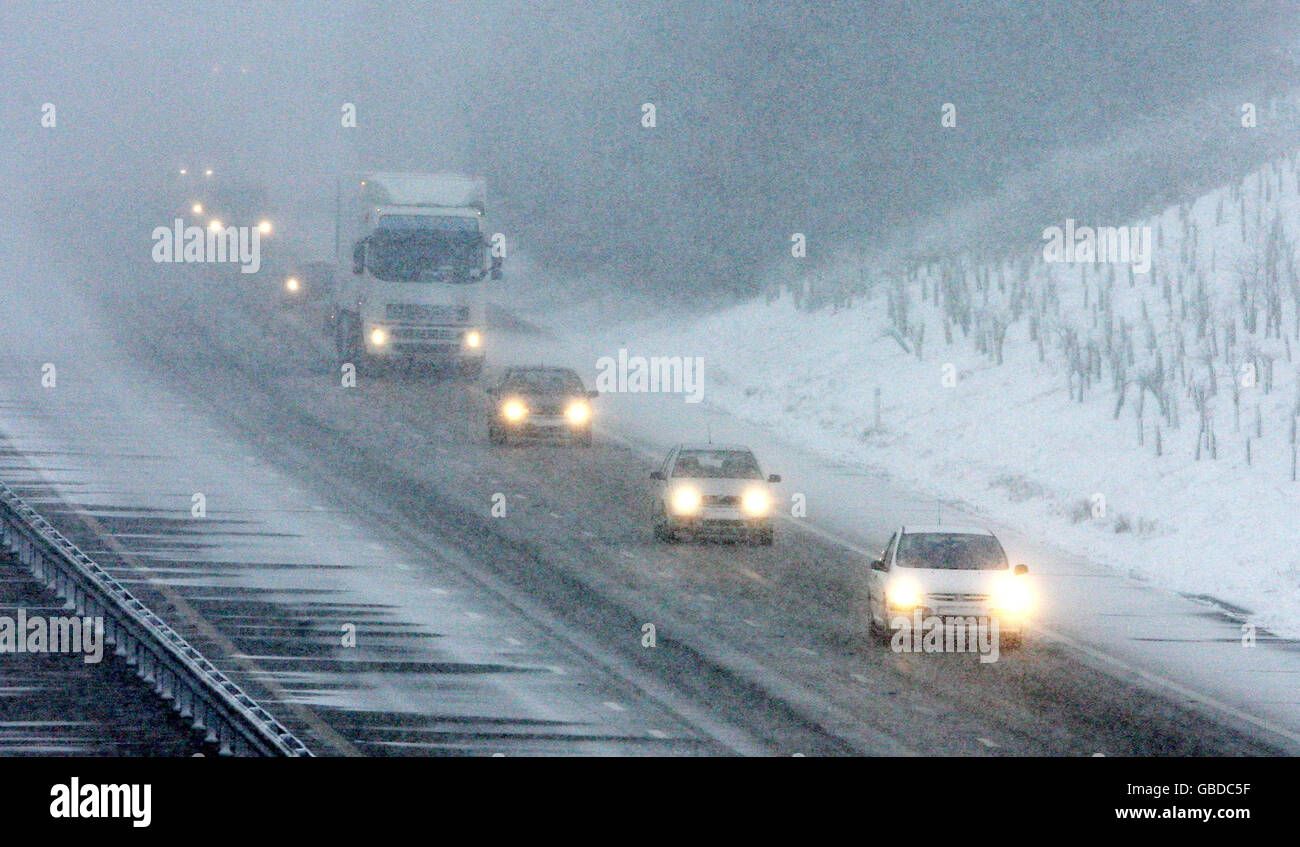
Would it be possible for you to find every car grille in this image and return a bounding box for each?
[385,303,469,324]
[393,326,458,341]
[926,593,990,603]
[702,494,741,506]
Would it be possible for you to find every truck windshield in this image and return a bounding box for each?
[895,533,1009,570]
[367,232,483,283]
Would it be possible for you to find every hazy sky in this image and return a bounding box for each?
[4,1,1299,294]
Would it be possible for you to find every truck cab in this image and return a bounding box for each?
[330,172,500,375]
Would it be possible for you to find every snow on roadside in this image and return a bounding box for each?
[502,154,1300,640]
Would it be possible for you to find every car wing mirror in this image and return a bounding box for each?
[1013,564,1029,576]
[649,471,665,481]
[767,474,781,483]
[871,558,887,572]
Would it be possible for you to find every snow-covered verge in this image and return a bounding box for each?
[502,150,1300,640]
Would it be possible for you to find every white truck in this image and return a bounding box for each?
[329,172,501,375]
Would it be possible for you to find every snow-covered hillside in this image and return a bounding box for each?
[528,150,1300,639]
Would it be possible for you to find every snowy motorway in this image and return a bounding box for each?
[0,219,1295,755]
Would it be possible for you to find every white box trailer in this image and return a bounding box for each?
[329,172,500,374]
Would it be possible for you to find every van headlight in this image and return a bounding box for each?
[501,399,528,422]
[670,486,701,515]
[994,575,1033,616]
[740,487,771,517]
[565,400,591,425]
[886,575,924,610]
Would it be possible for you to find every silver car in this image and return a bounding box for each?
[650,444,780,544]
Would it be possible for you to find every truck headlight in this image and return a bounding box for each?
[886,575,924,610]
[670,486,701,515]
[740,487,771,517]
[501,399,528,422]
[993,574,1033,616]
[369,327,389,347]
[565,400,591,425]
[464,330,482,349]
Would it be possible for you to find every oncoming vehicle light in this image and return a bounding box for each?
[670,485,701,516]
[565,400,591,425]
[886,574,924,610]
[369,327,389,347]
[285,276,300,293]
[501,398,528,422]
[464,329,482,349]
[740,487,771,517]
[993,573,1033,616]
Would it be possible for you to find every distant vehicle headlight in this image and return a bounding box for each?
[501,399,528,422]
[670,486,701,516]
[565,400,591,425]
[886,575,924,610]
[464,330,482,349]
[369,327,388,347]
[285,276,300,293]
[993,574,1033,616]
[740,487,771,517]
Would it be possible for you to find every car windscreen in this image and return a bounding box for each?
[672,450,762,479]
[895,533,1008,570]
[502,371,584,394]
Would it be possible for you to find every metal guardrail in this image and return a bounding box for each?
[0,480,312,757]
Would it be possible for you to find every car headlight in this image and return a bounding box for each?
[740,487,771,517]
[464,329,482,349]
[369,327,388,347]
[886,575,924,610]
[670,486,701,515]
[993,574,1033,616]
[501,399,528,422]
[565,400,591,425]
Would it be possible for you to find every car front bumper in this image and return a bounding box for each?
[500,415,589,439]
[665,508,772,536]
